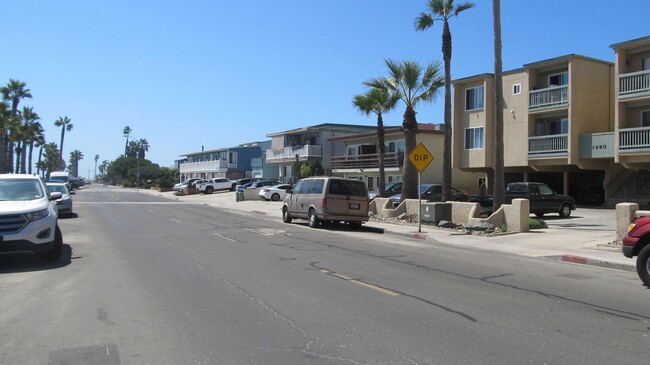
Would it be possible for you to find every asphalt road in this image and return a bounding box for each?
[1,186,649,364]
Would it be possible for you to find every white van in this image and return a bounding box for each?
[49,171,71,187]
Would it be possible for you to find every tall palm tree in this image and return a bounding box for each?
[365,59,444,201]
[1,79,32,173]
[94,154,99,179]
[126,140,139,158]
[353,88,400,196]
[42,143,61,178]
[123,126,132,156]
[69,150,84,177]
[54,116,73,169]
[415,0,475,201]
[18,106,40,173]
[492,0,504,211]
[137,138,149,159]
[29,124,45,174]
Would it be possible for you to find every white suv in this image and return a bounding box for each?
[0,174,63,261]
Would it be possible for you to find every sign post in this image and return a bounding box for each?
[408,143,434,232]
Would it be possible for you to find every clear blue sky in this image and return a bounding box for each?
[2,0,649,178]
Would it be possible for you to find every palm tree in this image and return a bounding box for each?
[492,0,504,211]
[137,138,149,159]
[1,79,32,173]
[415,0,475,201]
[365,59,444,201]
[18,106,40,173]
[69,150,84,177]
[126,140,139,158]
[29,125,45,174]
[54,116,73,169]
[42,142,61,178]
[94,154,99,179]
[123,126,132,156]
[353,88,400,196]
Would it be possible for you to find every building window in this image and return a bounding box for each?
[465,86,484,111]
[347,145,359,156]
[513,83,521,95]
[549,72,569,87]
[642,110,650,127]
[549,118,569,135]
[229,151,237,164]
[643,58,650,71]
[464,127,484,149]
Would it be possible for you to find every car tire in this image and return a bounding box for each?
[271,193,280,201]
[205,186,214,194]
[637,244,650,287]
[559,203,572,218]
[308,209,320,228]
[282,206,292,223]
[230,184,236,191]
[39,225,63,261]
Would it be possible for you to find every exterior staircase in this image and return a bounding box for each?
[606,170,650,209]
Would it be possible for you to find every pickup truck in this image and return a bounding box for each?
[505,182,576,218]
[196,178,236,194]
[622,215,650,287]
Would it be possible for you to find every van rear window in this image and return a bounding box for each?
[328,180,366,197]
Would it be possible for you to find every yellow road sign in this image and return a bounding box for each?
[408,143,434,173]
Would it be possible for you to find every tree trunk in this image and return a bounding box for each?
[441,20,453,202]
[401,105,418,201]
[492,0,505,211]
[377,114,386,196]
[28,142,34,174]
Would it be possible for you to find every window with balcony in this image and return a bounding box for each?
[643,58,650,71]
[465,86,484,110]
[464,127,484,149]
[549,72,568,87]
[535,118,568,136]
[642,110,650,127]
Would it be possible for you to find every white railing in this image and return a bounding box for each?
[266,145,322,162]
[331,152,402,169]
[529,86,569,111]
[619,70,650,97]
[179,160,233,173]
[528,134,568,155]
[619,127,650,151]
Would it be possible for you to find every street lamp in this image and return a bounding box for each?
[294,153,299,183]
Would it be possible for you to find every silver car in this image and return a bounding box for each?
[46,182,73,217]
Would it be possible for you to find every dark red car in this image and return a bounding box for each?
[622,215,650,286]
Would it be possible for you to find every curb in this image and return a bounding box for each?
[559,254,635,272]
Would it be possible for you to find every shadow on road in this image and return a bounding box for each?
[0,244,72,274]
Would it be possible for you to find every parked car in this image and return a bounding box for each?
[282,177,369,228]
[368,182,403,201]
[46,182,73,217]
[48,178,71,192]
[173,178,201,191]
[622,215,650,286]
[259,184,291,201]
[390,184,469,207]
[246,180,277,189]
[505,182,576,218]
[0,174,63,261]
[196,178,235,194]
[469,194,494,215]
[235,178,263,191]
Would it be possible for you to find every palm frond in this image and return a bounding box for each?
[414,12,434,31]
[454,2,475,16]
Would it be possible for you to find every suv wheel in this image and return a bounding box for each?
[282,206,292,223]
[308,209,320,228]
[205,186,214,194]
[39,225,63,261]
[559,203,572,218]
[637,245,650,287]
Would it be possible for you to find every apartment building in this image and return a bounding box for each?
[452,35,650,206]
[329,123,485,193]
[265,123,376,184]
[178,142,265,181]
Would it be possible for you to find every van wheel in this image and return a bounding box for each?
[205,186,214,194]
[637,245,650,287]
[282,206,292,223]
[39,225,62,261]
[271,193,281,201]
[308,209,320,228]
[559,203,572,218]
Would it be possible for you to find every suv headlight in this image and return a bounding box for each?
[25,208,50,222]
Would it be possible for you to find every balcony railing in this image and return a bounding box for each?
[619,126,650,152]
[529,86,569,111]
[179,160,234,173]
[266,145,322,163]
[619,70,650,98]
[528,134,568,156]
[331,152,403,170]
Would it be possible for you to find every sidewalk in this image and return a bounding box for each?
[135,187,634,272]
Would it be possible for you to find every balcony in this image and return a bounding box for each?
[179,160,234,173]
[331,152,402,170]
[529,86,569,112]
[619,70,650,100]
[619,127,650,153]
[528,134,568,156]
[266,145,322,163]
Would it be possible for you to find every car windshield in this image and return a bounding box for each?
[0,179,45,201]
[47,184,69,194]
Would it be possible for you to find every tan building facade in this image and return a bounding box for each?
[452,36,650,207]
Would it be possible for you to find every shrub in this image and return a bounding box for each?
[529,218,547,229]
